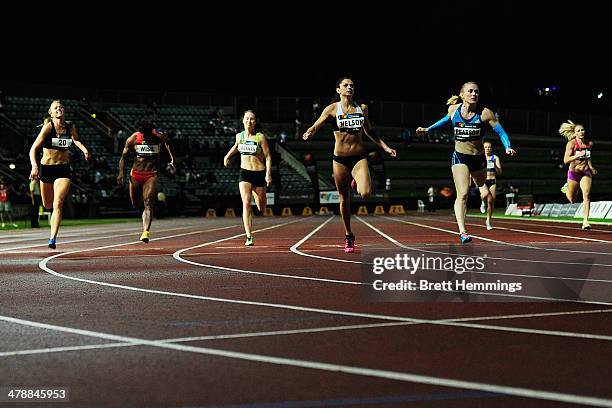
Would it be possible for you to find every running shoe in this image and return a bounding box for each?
[245,236,254,246]
[459,232,472,244]
[344,234,355,253]
[48,238,56,249]
[140,230,150,243]
[561,182,568,194]
[480,200,487,214]
[582,222,592,230]
[485,219,493,230]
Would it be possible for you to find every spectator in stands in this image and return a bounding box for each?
[312,99,320,120]
[223,110,272,246]
[559,120,597,230]
[427,185,436,212]
[29,178,42,228]
[0,178,18,228]
[416,81,516,244]
[478,141,502,230]
[29,100,91,248]
[303,77,396,253]
[117,119,175,243]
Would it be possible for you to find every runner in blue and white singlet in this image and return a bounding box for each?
[478,141,502,230]
[416,81,516,244]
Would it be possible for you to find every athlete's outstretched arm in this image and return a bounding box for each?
[223,134,240,167]
[302,104,335,140]
[29,122,52,180]
[260,134,273,186]
[160,132,176,169]
[117,134,136,185]
[494,155,502,176]
[70,124,91,161]
[416,105,455,134]
[483,108,516,156]
[361,104,396,157]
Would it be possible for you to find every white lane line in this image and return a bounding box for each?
[289,216,367,264]
[416,215,612,254]
[0,322,411,357]
[0,224,214,253]
[357,217,612,305]
[2,314,612,408]
[173,217,361,285]
[4,308,612,358]
[470,215,612,230]
[39,221,612,340]
[380,216,612,268]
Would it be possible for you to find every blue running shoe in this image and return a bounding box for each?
[48,238,56,249]
[459,232,472,244]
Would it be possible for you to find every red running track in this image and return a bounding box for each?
[1,213,611,407]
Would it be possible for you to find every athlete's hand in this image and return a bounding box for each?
[84,151,91,161]
[385,147,397,157]
[265,174,272,187]
[302,128,314,140]
[117,173,124,185]
[223,157,230,168]
[505,148,516,156]
[591,167,598,175]
[415,127,428,134]
[29,166,39,181]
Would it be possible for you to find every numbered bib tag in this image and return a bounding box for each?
[238,143,257,154]
[135,144,160,155]
[51,137,72,148]
[337,114,364,130]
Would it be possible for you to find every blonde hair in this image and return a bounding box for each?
[559,120,581,141]
[446,81,478,106]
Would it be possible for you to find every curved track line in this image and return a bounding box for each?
[289,215,367,264]
[357,217,612,305]
[381,216,612,268]
[173,217,361,285]
[3,315,612,408]
[37,221,612,338]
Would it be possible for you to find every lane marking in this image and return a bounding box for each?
[173,218,362,285]
[2,314,612,408]
[4,308,612,358]
[380,216,612,268]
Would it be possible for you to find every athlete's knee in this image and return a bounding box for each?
[456,190,468,200]
[360,186,372,197]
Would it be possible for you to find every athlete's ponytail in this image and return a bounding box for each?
[559,120,579,141]
[446,95,460,105]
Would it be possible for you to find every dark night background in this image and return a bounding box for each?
[3,3,609,115]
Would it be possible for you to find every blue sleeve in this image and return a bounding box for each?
[492,123,511,150]
[426,115,450,132]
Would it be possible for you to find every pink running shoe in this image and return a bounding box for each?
[344,234,355,253]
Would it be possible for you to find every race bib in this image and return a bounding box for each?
[238,143,257,154]
[135,144,160,155]
[337,114,364,130]
[51,137,72,148]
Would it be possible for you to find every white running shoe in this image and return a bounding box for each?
[480,201,486,214]
[485,219,493,230]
